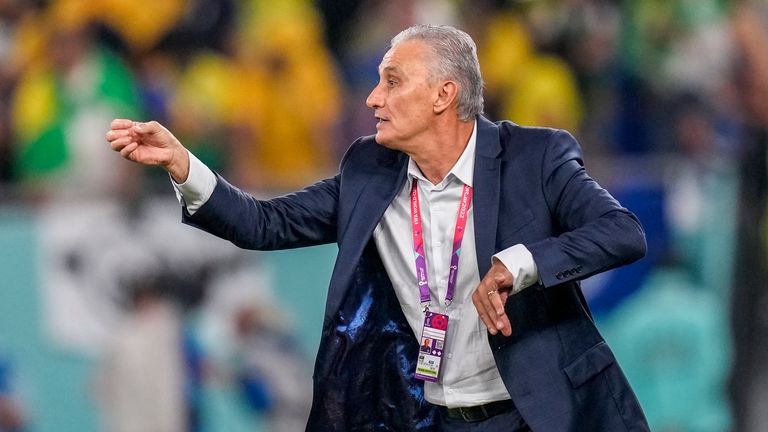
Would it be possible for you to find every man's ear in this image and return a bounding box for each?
[434,81,458,115]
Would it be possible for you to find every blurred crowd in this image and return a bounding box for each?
[1,0,767,431]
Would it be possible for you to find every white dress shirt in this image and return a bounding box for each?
[173,121,539,408]
[371,122,537,407]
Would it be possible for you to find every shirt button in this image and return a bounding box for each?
[447,388,454,394]
[447,353,453,359]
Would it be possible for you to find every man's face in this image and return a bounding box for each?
[366,40,438,150]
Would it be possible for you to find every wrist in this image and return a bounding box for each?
[166,146,190,183]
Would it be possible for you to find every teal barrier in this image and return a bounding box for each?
[0,206,335,431]
[0,207,98,432]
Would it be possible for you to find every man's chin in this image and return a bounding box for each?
[374,134,392,148]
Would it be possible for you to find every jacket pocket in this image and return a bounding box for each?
[563,341,615,388]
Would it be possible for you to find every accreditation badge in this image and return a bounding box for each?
[415,311,449,382]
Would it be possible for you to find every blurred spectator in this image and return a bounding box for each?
[169,51,237,179]
[559,0,623,154]
[620,0,731,99]
[0,85,11,188]
[0,350,26,432]
[0,0,43,188]
[95,276,189,432]
[224,0,342,192]
[97,0,186,55]
[155,0,235,56]
[133,50,180,132]
[614,0,732,155]
[476,9,584,131]
[10,2,142,200]
[230,304,312,432]
[315,0,366,60]
[0,2,15,185]
[500,54,584,132]
[477,12,533,119]
[663,94,738,297]
[602,267,732,432]
[728,2,768,431]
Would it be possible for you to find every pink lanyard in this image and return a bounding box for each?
[410,178,473,310]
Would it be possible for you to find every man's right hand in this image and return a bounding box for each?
[106,119,190,183]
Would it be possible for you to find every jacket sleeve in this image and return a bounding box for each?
[182,173,340,250]
[526,129,646,288]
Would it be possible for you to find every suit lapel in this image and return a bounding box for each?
[357,151,409,233]
[326,118,501,319]
[325,149,408,320]
[472,116,502,277]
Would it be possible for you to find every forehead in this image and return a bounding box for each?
[378,40,433,75]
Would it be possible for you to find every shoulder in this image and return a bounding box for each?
[492,120,583,161]
[495,120,575,146]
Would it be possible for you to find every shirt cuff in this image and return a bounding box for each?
[171,150,217,215]
[492,244,539,294]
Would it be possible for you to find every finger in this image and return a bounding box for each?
[486,274,512,334]
[487,290,508,331]
[497,291,512,336]
[111,118,134,130]
[485,273,508,317]
[472,289,499,335]
[109,136,135,152]
[133,120,163,136]
[489,274,510,316]
[479,281,504,333]
[497,312,512,336]
[472,290,494,333]
[106,128,132,143]
[499,291,509,304]
[120,142,139,159]
[489,286,507,317]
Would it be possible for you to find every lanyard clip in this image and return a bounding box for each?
[422,302,430,313]
[444,299,452,311]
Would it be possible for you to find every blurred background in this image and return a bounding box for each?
[0,0,766,430]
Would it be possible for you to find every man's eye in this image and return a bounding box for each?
[387,80,397,87]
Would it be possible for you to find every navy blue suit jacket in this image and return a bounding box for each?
[184,116,650,431]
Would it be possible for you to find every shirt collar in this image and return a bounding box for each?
[407,120,477,188]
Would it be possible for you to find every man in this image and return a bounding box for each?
[107,25,649,431]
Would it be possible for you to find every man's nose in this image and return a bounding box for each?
[366,84,383,109]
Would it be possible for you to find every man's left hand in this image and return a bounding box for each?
[471,259,514,336]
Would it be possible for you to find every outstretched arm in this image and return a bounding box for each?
[106,119,191,183]
[107,118,341,251]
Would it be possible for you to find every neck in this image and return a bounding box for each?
[410,120,474,184]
